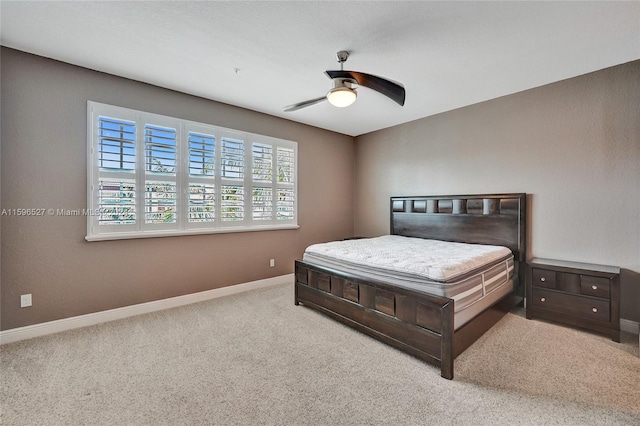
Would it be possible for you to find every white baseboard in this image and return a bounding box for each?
[2,275,637,346]
[620,318,639,335]
[0,274,293,345]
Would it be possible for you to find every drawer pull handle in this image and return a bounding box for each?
[540,297,546,302]
[591,285,598,290]
[540,277,546,282]
[592,307,598,313]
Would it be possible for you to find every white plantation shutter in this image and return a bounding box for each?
[252,143,272,182]
[188,183,215,223]
[144,124,178,226]
[87,102,297,241]
[221,137,244,179]
[145,125,177,174]
[188,132,215,176]
[97,116,137,225]
[277,188,295,220]
[250,140,297,224]
[221,185,244,222]
[276,147,295,220]
[98,179,136,225]
[90,108,139,233]
[277,147,294,184]
[252,186,273,220]
[187,130,215,224]
[220,137,245,222]
[252,143,273,221]
[98,117,136,171]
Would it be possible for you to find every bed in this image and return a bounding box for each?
[294,193,526,379]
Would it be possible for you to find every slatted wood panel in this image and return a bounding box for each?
[375,289,395,316]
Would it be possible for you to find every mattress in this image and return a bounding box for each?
[302,235,514,325]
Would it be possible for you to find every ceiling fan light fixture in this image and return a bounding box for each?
[327,86,357,108]
[284,50,404,112]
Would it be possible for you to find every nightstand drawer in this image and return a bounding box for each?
[532,268,556,289]
[532,288,610,322]
[580,275,610,299]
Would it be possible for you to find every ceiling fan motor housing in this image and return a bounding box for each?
[336,50,350,65]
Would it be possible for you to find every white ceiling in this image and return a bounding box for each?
[1,1,639,137]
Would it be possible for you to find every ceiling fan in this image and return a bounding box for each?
[284,51,406,112]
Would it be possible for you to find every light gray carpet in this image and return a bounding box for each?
[1,282,639,425]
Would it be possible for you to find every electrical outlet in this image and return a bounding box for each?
[270,259,275,267]
[20,294,32,308]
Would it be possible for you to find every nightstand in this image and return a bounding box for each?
[526,258,620,342]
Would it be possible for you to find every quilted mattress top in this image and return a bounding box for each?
[303,235,512,282]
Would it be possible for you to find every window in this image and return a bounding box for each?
[87,102,298,241]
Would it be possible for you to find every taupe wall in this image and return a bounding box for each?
[0,48,355,330]
[354,61,640,321]
[2,47,638,331]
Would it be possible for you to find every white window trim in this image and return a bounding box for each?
[87,101,299,241]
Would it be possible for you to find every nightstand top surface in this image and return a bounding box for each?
[529,257,620,274]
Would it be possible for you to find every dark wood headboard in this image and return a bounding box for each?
[390,193,526,262]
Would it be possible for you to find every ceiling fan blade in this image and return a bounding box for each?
[283,96,327,112]
[325,70,405,106]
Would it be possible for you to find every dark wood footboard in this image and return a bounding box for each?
[295,260,455,379]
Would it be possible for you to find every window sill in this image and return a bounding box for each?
[85,224,300,242]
